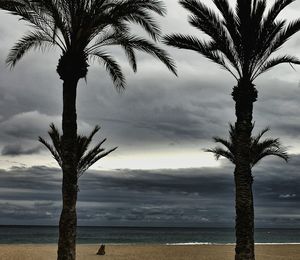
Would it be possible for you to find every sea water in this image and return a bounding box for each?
[0,226,299,244]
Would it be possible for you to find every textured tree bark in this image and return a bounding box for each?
[57,77,79,260]
[55,50,88,260]
[232,79,257,260]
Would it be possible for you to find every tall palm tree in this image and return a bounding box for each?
[39,123,117,178]
[164,0,300,259]
[206,124,288,167]
[0,1,176,259]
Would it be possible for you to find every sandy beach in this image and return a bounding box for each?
[0,244,300,260]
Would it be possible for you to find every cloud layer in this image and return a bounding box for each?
[0,0,300,226]
[0,155,299,227]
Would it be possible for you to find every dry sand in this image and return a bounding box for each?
[0,244,300,260]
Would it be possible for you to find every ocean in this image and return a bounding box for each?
[0,226,299,244]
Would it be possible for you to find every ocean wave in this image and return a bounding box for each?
[166,242,300,246]
[166,242,233,245]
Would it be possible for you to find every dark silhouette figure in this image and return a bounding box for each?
[96,245,105,256]
[0,1,176,259]
[164,1,300,259]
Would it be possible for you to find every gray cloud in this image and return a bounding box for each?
[0,0,300,227]
[0,154,299,227]
[0,2,299,155]
[2,143,42,156]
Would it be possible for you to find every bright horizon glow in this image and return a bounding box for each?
[0,151,221,170]
[2,146,300,171]
[97,151,221,170]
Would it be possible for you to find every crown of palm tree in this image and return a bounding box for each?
[39,123,117,177]
[1,0,177,89]
[164,0,300,81]
[206,124,289,168]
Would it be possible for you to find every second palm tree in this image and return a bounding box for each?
[164,0,300,259]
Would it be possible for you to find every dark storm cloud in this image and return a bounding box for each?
[74,72,235,150]
[0,0,300,227]
[0,201,57,220]
[0,111,60,140]
[1,143,42,156]
[0,155,300,227]
[0,3,300,153]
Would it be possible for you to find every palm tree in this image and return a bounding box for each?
[0,1,176,259]
[206,124,288,167]
[39,123,117,178]
[164,0,300,259]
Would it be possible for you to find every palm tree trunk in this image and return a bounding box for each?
[57,77,79,260]
[232,80,257,260]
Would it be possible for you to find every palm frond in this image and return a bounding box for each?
[105,0,166,41]
[78,144,117,177]
[39,123,63,167]
[206,124,288,168]
[206,147,235,164]
[10,2,58,39]
[39,0,71,47]
[48,123,62,156]
[250,20,286,78]
[76,132,117,177]
[251,3,300,77]
[1,0,176,82]
[6,30,54,67]
[40,123,116,178]
[251,127,270,145]
[212,0,241,56]
[166,0,299,80]
[0,0,25,11]
[164,34,237,79]
[76,125,101,162]
[213,137,232,151]
[189,16,240,76]
[255,55,300,78]
[254,18,300,74]
[180,0,224,41]
[250,0,267,47]
[112,35,177,75]
[122,10,162,41]
[86,28,138,72]
[269,19,300,54]
[181,0,240,73]
[90,50,126,91]
[38,136,62,167]
[112,0,167,16]
[262,0,295,30]
[252,146,289,166]
[123,45,137,72]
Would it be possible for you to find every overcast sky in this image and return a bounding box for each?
[0,0,300,227]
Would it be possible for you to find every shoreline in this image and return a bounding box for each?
[1,242,300,245]
[1,244,300,260]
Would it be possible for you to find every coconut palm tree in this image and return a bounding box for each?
[0,1,176,259]
[164,0,300,259]
[206,124,288,167]
[39,123,117,178]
